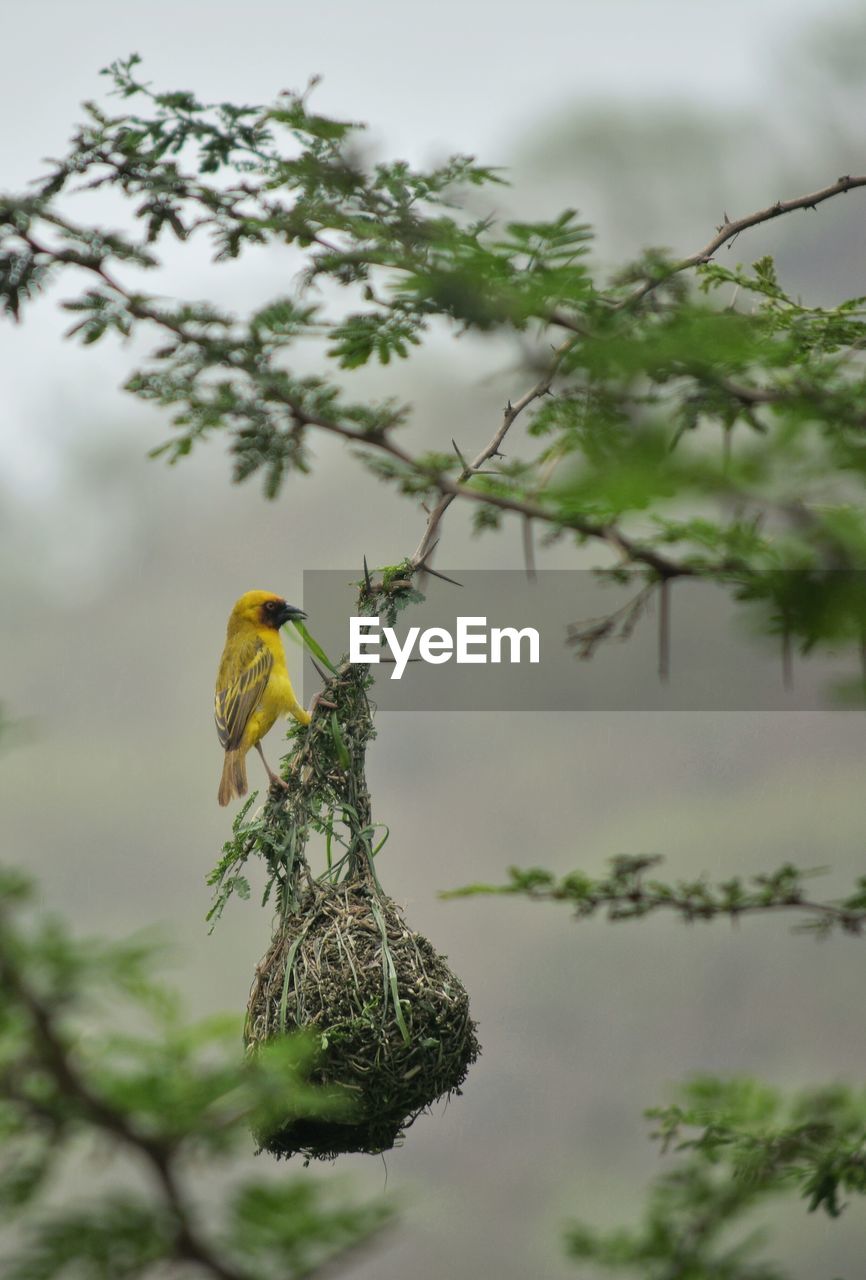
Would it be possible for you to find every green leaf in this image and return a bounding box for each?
[329,711,351,771]
[286,618,338,673]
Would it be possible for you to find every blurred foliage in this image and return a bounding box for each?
[448,854,866,937]
[567,1076,866,1278]
[5,59,866,672]
[0,866,389,1278]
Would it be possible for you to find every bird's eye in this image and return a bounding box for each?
[265,601,276,613]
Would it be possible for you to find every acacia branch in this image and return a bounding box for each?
[296,405,693,579]
[397,173,866,569]
[445,856,866,937]
[22,217,678,577]
[15,174,866,582]
[3,209,695,580]
[627,173,866,306]
[403,173,866,567]
[409,342,572,569]
[521,884,864,932]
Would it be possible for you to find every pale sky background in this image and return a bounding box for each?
[4,4,866,1279]
[2,0,843,184]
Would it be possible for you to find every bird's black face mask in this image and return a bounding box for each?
[275,600,307,627]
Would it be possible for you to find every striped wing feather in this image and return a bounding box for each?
[214,637,273,750]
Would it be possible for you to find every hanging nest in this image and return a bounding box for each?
[246,874,479,1159]
[211,646,480,1161]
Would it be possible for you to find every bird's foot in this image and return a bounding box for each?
[255,741,289,792]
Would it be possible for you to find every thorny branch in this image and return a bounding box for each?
[409,343,572,570]
[625,173,866,307]
[287,171,866,578]
[7,173,866,584]
[406,174,866,575]
[13,217,696,580]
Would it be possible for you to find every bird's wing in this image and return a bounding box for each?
[214,636,273,750]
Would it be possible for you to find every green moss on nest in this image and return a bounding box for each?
[246,876,479,1160]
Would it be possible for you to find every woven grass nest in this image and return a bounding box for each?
[213,656,479,1159]
[245,874,479,1160]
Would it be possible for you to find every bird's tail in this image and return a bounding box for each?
[218,749,247,807]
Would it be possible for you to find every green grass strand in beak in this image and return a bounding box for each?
[284,618,339,674]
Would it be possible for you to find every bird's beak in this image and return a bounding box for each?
[278,602,307,625]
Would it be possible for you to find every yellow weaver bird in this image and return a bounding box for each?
[215,590,311,807]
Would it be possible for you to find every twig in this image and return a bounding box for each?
[294,403,692,578]
[522,885,865,933]
[658,578,671,683]
[625,174,866,307]
[782,624,794,691]
[522,517,536,582]
[566,580,657,660]
[409,345,572,569]
[447,859,866,937]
